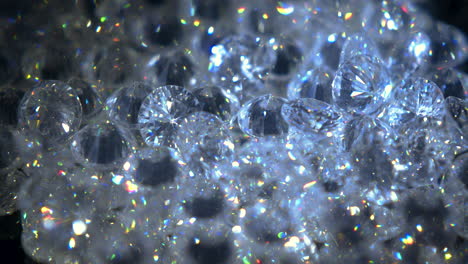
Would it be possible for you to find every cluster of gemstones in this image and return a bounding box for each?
[0,0,467,263]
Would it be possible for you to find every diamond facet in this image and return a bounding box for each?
[238,95,288,137]
[332,55,392,114]
[18,80,82,146]
[138,85,201,147]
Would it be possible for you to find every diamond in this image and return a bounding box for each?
[192,86,240,121]
[145,49,196,88]
[71,121,135,168]
[123,147,183,188]
[138,85,201,147]
[339,33,380,65]
[106,82,155,128]
[332,55,392,114]
[387,78,445,128]
[175,112,234,173]
[209,34,276,102]
[68,78,103,119]
[287,67,334,103]
[18,80,82,146]
[238,94,288,137]
[282,98,342,136]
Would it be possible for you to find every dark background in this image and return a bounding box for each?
[0,0,466,263]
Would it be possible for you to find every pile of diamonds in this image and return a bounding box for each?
[0,0,466,263]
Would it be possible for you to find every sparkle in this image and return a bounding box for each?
[125,180,139,193]
[394,252,402,260]
[123,161,131,171]
[344,12,353,20]
[207,26,214,35]
[62,123,70,133]
[348,206,360,216]
[416,224,423,232]
[401,234,414,245]
[284,236,300,248]
[112,175,124,185]
[69,237,76,249]
[40,206,53,215]
[303,181,317,189]
[232,225,242,233]
[276,2,294,15]
[72,220,87,236]
[277,232,287,239]
[239,208,246,218]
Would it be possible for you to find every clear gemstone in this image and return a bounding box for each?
[287,67,334,103]
[85,226,150,264]
[142,16,184,47]
[19,174,100,263]
[238,95,288,137]
[175,112,234,173]
[209,34,276,102]
[442,161,468,238]
[445,96,467,134]
[241,201,291,243]
[405,31,432,67]
[339,33,380,65]
[71,121,135,168]
[221,136,306,204]
[67,78,103,119]
[398,122,453,187]
[234,1,305,36]
[171,179,227,221]
[450,152,468,191]
[317,148,354,191]
[307,31,347,72]
[145,49,197,88]
[427,68,465,99]
[282,98,342,136]
[165,223,233,264]
[191,24,235,64]
[82,44,138,94]
[123,147,183,188]
[387,78,445,127]
[165,174,234,263]
[427,22,468,68]
[342,116,401,189]
[387,31,431,81]
[138,85,201,147]
[364,0,411,43]
[18,80,82,146]
[269,38,303,77]
[332,55,392,114]
[0,169,26,215]
[106,82,155,128]
[192,86,240,121]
